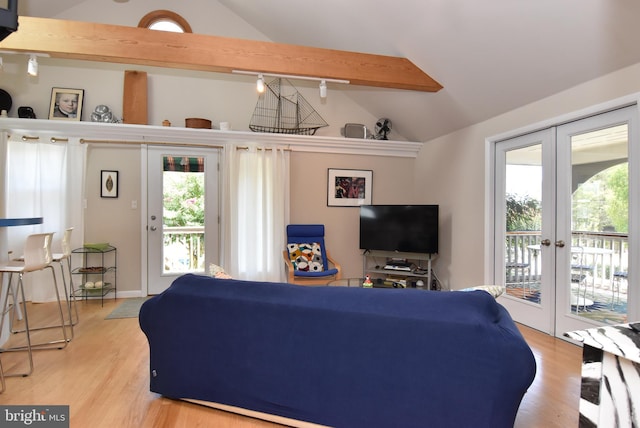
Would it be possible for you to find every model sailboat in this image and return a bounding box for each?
[249,78,328,135]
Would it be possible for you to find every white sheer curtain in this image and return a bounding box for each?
[2,135,86,302]
[221,144,290,281]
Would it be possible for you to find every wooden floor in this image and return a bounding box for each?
[0,299,583,427]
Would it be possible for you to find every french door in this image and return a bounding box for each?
[494,106,636,337]
[146,146,220,295]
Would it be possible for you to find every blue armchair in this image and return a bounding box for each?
[283,224,342,285]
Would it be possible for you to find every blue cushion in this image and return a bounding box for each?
[294,268,339,278]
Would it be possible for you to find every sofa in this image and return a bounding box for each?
[139,274,536,428]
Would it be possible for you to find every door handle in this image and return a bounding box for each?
[150,226,157,231]
[555,240,565,247]
[540,239,551,246]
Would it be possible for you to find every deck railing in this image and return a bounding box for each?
[163,225,205,273]
[505,231,628,284]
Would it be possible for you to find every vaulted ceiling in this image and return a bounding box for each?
[15,0,640,142]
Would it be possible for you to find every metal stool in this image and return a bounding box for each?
[52,228,79,338]
[0,355,5,393]
[0,233,68,377]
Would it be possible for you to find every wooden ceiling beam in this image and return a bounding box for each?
[0,17,442,93]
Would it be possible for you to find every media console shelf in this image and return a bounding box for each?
[363,250,442,290]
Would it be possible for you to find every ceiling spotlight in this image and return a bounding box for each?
[27,54,38,76]
[319,80,327,99]
[256,74,265,94]
[0,56,3,72]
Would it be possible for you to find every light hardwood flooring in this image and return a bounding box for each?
[0,299,582,427]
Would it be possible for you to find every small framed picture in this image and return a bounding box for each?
[49,87,84,121]
[101,170,119,198]
[327,168,372,207]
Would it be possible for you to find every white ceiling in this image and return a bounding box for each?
[16,0,640,142]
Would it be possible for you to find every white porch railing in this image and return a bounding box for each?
[163,225,205,273]
[505,231,629,285]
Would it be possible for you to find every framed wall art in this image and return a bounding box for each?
[327,168,372,207]
[101,170,119,198]
[49,87,84,121]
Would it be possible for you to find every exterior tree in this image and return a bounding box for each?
[506,194,541,232]
[572,163,628,233]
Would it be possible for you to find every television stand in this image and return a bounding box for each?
[363,250,442,290]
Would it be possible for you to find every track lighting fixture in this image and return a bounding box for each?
[256,74,265,94]
[27,54,38,76]
[319,80,327,99]
[233,70,349,99]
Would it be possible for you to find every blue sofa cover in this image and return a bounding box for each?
[139,274,536,428]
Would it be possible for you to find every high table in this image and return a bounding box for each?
[0,217,43,227]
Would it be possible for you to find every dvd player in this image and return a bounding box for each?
[383,264,412,271]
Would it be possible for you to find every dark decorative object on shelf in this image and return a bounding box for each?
[250,78,328,135]
[0,88,12,114]
[374,118,392,140]
[18,106,36,119]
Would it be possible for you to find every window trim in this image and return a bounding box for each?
[138,10,192,33]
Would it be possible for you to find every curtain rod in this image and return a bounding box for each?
[236,146,292,152]
[12,136,292,151]
[79,138,291,151]
[10,135,70,143]
[79,138,224,149]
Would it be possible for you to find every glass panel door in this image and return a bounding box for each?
[495,129,554,334]
[556,108,632,335]
[494,105,637,337]
[147,147,219,295]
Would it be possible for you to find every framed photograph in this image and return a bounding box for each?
[101,170,119,198]
[49,87,84,121]
[327,168,372,207]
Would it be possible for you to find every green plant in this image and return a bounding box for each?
[163,173,204,227]
[506,193,541,232]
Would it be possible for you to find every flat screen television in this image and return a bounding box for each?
[359,204,438,254]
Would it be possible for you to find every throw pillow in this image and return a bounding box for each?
[459,285,505,298]
[287,242,324,272]
[209,263,232,279]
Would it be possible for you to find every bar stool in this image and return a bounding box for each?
[12,228,77,339]
[0,356,5,393]
[52,227,79,339]
[0,232,68,377]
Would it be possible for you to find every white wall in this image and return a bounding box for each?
[13,0,640,292]
[84,144,142,295]
[0,1,403,294]
[2,0,381,137]
[290,152,417,279]
[418,62,640,290]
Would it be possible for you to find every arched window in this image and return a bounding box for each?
[138,10,192,33]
